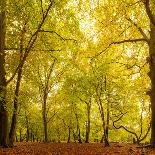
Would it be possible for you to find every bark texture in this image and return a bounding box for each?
[0,1,8,147]
[149,23,155,147]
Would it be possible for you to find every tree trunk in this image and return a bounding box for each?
[43,114,48,142]
[16,135,18,142]
[0,1,8,147]
[9,25,25,146]
[9,65,23,146]
[106,96,110,140]
[99,102,109,146]
[100,135,104,143]
[33,135,35,142]
[78,129,82,143]
[74,111,82,143]
[25,114,30,142]
[41,61,56,142]
[104,128,109,146]
[19,129,22,142]
[30,132,33,142]
[67,126,71,143]
[73,130,76,142]
[149,23,155,147]
[100,131,109,146]
[43,95,48,142]
[85,104,91,143]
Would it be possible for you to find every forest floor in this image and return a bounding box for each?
[0,142,155,155]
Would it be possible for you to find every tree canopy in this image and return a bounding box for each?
[0,0,155,148]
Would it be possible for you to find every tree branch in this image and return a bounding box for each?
[45,58,56,92]
[126,18,149,43]
[6,1,53,85]
[139,122,151,142]
[47,110,57,123]
[113,112,139,141]
[4,48,61,52]
[38,29,77,42]
[26,1,53,50]
[6,65,20,84]
[94,38,147,57]
[144,0,155,26]
[113,38,147,44]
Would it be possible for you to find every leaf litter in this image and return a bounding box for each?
[1,142,155,155]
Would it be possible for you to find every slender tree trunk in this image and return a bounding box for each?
[73,130,76,142]
[99,101,109,146]
[19,129,22,142]
[30,132,33,142]
[85,104,91,143]
[67,126,71,143]
[100,135,104,143]
[9,26,25,146]
[149,23,155,147]
[25,113,30,142]
[33,135,35,142]
[9,65,23,146]
[106,97,110,140]
[104,76,110,142]
[74,111,82,143]
[0,0,8,147]
[104,128,109,146]
[43,94,48,142]
[16,135,18,142]
[26,128,30,142]
[78,129,82,143]
[41,61,56,142]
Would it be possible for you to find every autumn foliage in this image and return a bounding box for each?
[0,142,146,155]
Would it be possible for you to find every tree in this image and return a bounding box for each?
[144,0,155,146]
[0,0,8,147]
[93,0,155,146]
[39,58,56,142]
[8,0,53,146]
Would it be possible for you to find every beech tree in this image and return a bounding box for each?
[0,0,8,147]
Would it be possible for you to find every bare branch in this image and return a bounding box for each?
[144,0,155,26]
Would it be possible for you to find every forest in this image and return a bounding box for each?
[0,0,155,154]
